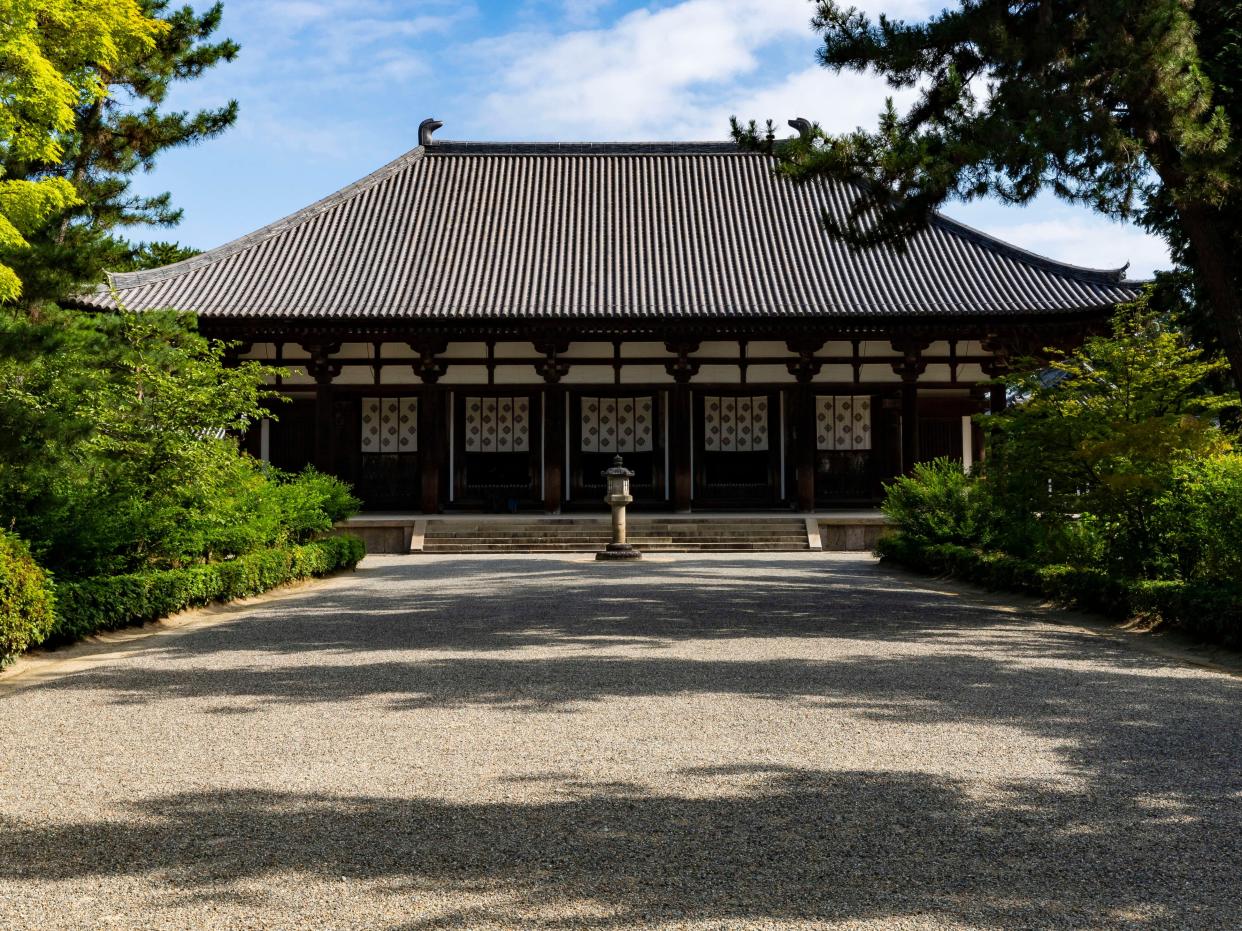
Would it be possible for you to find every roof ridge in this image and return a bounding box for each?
[425,140,746,156]
[106,145,429,292]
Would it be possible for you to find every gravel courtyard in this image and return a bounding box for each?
[1,553,1239,930]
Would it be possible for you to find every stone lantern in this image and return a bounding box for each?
[596,455,642,561]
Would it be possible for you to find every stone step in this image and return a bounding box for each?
[418,516,814,554]
[425,537,808,546]
[422,543,809,553]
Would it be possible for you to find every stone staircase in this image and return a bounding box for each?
[420,517,815,554]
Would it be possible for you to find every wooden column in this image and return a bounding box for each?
[543,385,566,513]
[535,341,571,514]
[411,338,448,515]
[665,341,700,513]
[900,379,919,474]
[786,338,824,512]
[981,337,1013,418]
[418,387,442,514]
[304,344,341,474]
[891,339,929,475]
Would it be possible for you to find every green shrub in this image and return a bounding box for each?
[1129,579,1242,647]
[878,534,1242,647]
[50,535,365,646]
[266,468,361,544]
[0,531,56,666]
[1155,453,1242,584]
[881,458,980,545]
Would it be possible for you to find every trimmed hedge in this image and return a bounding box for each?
[877,534,1242,648]
[49,535,366,646]
[0,531,57,667]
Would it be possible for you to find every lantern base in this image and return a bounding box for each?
[596,544,643,561]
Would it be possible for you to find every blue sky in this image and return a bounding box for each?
[133,0,1169,278]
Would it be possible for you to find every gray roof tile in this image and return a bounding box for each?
[75,141,1141,320]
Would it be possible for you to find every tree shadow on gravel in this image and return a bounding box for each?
[1,767,1237,929]
[33,648,1242,801]
[62,555,1192,667]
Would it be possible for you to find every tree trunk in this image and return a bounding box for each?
[1177,201,1242,390]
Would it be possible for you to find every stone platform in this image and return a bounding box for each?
[338,512,892,555]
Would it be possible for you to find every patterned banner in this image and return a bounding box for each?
[361,397,418,453]
[581,397,654,453]
[466,397,530,453]
[816,395,872,451]
[704,395,769,452]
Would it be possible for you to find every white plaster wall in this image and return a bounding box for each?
[241,342,277,361]
[439,365,490,385]
[620,342,671,358]
[745,364,796,384]
[334,366,377,385]
[957,363,987,384]
[334,343,375,359]
[923,363,954,382]
[812,364,856,383]
[859,363,901,383]
[493,342,530,359]
[562,342,614,359]
[695,364,742,383]
[563,367,618,385]
[282,344,311,360]
[694,341,741,357]
[620,364,674,384]
[859,341,895,358]
[822,341,854,357]
[746,341,789,358]
[380,366,422,385]
[442,342,488,359]
[493,365,541,384]
[282,371,314,386]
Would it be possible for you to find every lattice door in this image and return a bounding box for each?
[360,397,418,453]
[464,397,531,453]
[702,395,769,452]
[580,397,654,453]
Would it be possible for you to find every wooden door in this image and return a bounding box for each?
[694,391,781,507]
[454,393,540,511]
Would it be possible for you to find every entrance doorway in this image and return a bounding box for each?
[694,392,781,507]
[453,393,540,510]
[570,393,664,507]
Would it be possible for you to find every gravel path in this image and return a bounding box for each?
[1,553,1239,930]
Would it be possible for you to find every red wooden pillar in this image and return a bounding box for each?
[419,386,443,514]
[670,384,693,512]
[900,379,919,474]
[411,338,449,514]
[786,338,824,512]
[535,341,570,514]
[304,343,341,474]
[665,341,700,513]
[891,338,929,475]
[543,384,566,513]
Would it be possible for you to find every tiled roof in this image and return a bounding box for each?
[74,140,1141,320]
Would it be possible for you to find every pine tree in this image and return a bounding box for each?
[734,0,1242,389]
[0,0,163,303]
[4,1,238,305]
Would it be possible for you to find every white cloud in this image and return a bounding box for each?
[464,0,946,141]
[469,0,815,138]
[669,65,918,140]
[949,200,1172,279]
